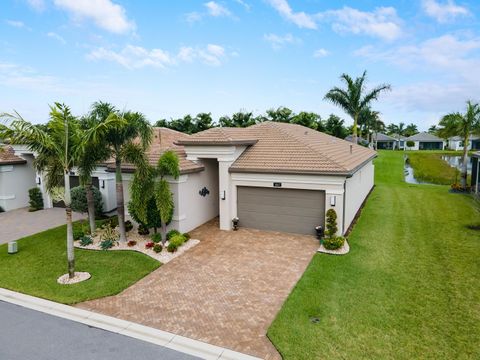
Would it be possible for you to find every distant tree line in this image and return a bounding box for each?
[154,107,350,139]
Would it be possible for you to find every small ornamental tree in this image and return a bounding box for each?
[70,185,104,218]
[406,140,415,148]
[28,187,44,211]
[325,209,338,238]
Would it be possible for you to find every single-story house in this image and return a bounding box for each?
[405,132,445,150]
[373,133,397,150]
[389,133,406,150]
[0,146,37,211]
[471,152,480,194]
[4,123,376,236]
[447,135,480,151]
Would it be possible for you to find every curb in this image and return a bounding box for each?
[0,287,261,360]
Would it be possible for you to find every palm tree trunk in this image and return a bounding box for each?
[461,134,469,188]
[115,158,127,243]
[64,172,75,279]
[352,114,358,144]
[85,182,96,235]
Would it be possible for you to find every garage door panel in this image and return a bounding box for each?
[237,186,325,235]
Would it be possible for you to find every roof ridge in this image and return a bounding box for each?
[266,122,350,172]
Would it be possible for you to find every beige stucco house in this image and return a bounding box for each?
[3,122,376,236]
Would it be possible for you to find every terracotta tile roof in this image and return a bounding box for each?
[176,127,258,145]
[0,146,27,165]
[105,128,204,174]
[178,122,376,175]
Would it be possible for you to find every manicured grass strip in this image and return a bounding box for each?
[0,224,160,304]
[268,151,480,360]
[407,152,460,185]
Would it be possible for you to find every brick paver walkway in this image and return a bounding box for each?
[0,207,86,244]
[78,219,318,359]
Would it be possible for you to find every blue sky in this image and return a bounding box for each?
[1,0,479,129]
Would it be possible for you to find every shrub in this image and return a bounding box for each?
[406,140,415,148]
[28,187,44,211]
[167,234,186,253]
[73,229,85,241]
[107,216,119,228]
[125,220,133,232]
[79,235,93,246]
[183,233,191,242]
[0,206,4,213]
[101,223,119,242]
[323,236,345,250]
[167,242,177,253]
[167,229,180,240]
[99,239,115,250]
[145,241,154,249]
[151,233,162,243]
[70,186,104,217]
[153,244,163,253]
[127,240,137,247]
[138,224,150,235]
[325,209,338,238]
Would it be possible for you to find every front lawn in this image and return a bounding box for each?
[268,151,480,359]
[0,224,160,304]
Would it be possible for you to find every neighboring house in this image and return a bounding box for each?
[390,133,406,150]
[344,135,369,147]
[372,133,397,150]
[405,132,445,150]
[471,152,480,194]
[447,135,480,151]
[3,123,376,236]
[0,146,36,211]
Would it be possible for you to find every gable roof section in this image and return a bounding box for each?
[0,146,27,165]
[105,128,204,174]
[178,122,376,176]
[406,132,443,142]
[373,133,397,141]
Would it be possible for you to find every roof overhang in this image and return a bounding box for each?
[175,139,258,146]
[0,159,27,166]
[105,165,205,175]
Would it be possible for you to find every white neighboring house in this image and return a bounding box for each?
[2,123,376,236]
[447,135,480,151]
[405,132,445,150]
[0,146,36,211]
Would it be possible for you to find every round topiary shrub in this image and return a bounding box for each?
[153,244,163,253]
[323,236,345,250]
[167,229,180,240]
[151,233,162,243]
[70,186,104,217]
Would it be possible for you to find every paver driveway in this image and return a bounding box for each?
[0,207,86,244]
[78,219,319,359]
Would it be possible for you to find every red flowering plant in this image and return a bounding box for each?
[145,241,154,249]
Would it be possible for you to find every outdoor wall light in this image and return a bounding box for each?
[330,195,336,207]
[101,180,105,189]
[220,190,226,200]
[36,177,41,185]
[232,217,239,230]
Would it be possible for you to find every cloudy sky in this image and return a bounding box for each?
[1,0,479,129]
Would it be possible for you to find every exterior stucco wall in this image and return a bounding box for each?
[344,160,374,232]
[0,159,36,211]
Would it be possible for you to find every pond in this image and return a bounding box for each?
[404,162,427,184]
[441,155,472,174]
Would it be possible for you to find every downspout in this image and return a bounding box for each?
[342,179,346,235]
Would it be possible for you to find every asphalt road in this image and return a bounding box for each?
[0,300,199,360]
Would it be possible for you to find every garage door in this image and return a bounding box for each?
[237,187,325,235]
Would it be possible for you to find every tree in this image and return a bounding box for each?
[155,113,215,134]
[291,112,320,130]
[324,71,391,143]
[324,114,348,139]
[428,125,438,134]
[404,123,418,137]
[438,101,480,188]
[0,104,111,278]
[89,101,152,243]
[219,111,256,128]
[70,186,104,218]
[264,107,294,123]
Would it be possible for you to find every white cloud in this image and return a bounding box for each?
[26,0,45,11]
[235,0,251,11]
[6,20,26,28]
[422,0,470,23]
[185,12,203,23]
[87,44,228,68]
[47,32,66,44]
[264,33,301,49]
[313,48,330,58]
[0,62,62,92]
[204,1,231,17]
[53,0,135,34]
[318,6,403,41]
[266,0,317,29]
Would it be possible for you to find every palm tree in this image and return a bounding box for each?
[324,71,391,144]
[90,102,152,242]
[438,101,480,188]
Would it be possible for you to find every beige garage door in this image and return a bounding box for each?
[237,186,325,235]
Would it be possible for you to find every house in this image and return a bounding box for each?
[471,152,480,194]
[0,146,36,211]
[405,132,445,150]
[372,133,398,150]
[447,135,480,151]
[390,133,406,150]
[4,123,376,236]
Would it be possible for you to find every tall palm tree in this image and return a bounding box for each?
[324,71,391,143]
[438,101,480,188]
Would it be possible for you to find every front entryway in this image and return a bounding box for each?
[237,186,325,235]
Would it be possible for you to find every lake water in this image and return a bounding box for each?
[441,155,472,174]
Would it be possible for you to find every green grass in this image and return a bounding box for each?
[407,152,461,185]
[0,224,160,304]
[268,151,480,359]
